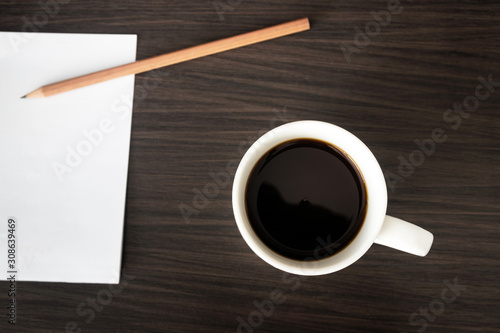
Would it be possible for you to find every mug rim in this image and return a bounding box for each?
[232,120,388,275]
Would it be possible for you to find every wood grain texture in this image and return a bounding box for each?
[1,0,499,332]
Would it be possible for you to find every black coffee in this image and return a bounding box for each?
[245,138,367,261]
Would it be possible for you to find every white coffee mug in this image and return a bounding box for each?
[232,120,434,276]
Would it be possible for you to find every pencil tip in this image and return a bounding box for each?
[21,95,26,99]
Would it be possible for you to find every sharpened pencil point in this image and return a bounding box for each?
[21,95,26,99]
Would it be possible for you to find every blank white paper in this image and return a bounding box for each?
[0,32,137,283]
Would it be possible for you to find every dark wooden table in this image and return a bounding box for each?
[1,1,499,332]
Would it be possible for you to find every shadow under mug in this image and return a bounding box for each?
[232,120,434,275]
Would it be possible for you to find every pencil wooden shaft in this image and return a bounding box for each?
[28,18,309,98]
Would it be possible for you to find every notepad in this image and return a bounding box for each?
[0,32,137,283]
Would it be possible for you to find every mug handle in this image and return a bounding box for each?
[374,215,434,257]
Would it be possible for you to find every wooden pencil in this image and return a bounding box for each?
[22,18,310,98]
